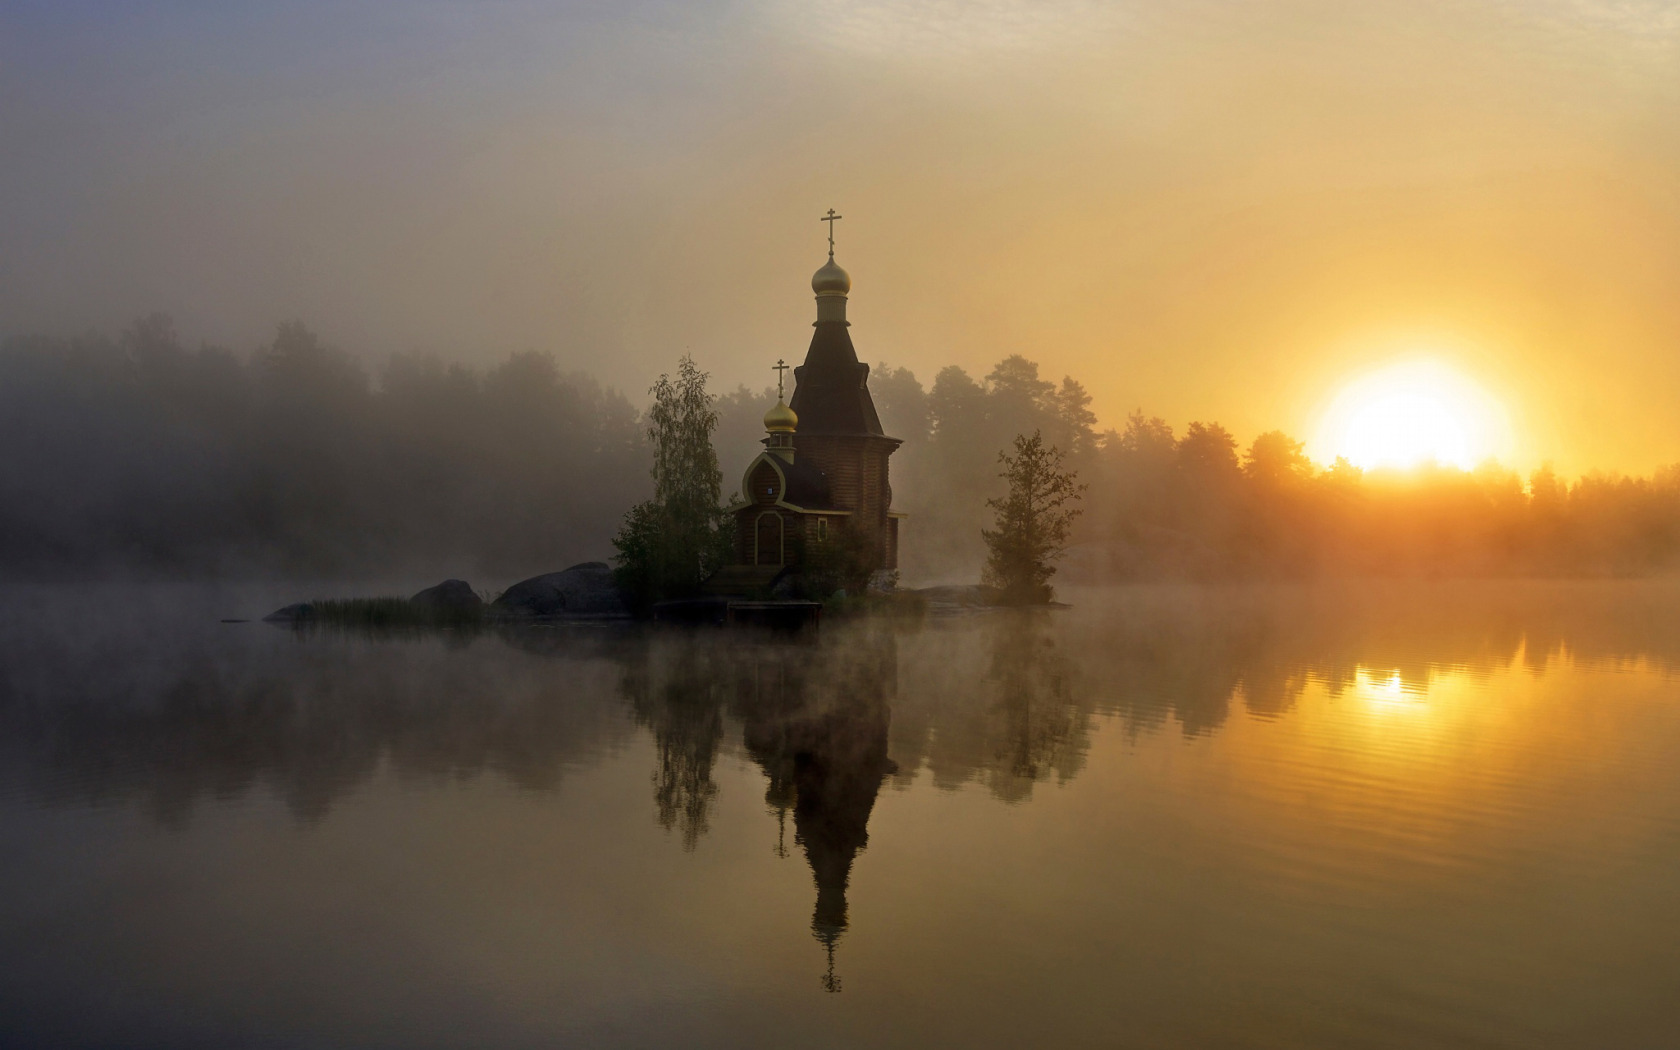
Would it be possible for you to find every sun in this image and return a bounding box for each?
[1311,361,1513,471]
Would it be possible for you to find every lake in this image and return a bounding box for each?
[1,582,1677,1048]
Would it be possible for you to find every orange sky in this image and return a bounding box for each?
[3,1,1677,475]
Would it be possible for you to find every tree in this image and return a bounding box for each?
[982,430,1086,604]
[870,363,929,445]
[985,354,1056,448]
[793,522,877,599]
[1050,376,1097,456]
[1243,430,1314,487]
[1177,421,1240,479]
[612,356,733,612]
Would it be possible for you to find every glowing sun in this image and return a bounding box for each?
[1312,361,1513,471]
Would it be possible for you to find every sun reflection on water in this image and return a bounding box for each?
[1352,667,1424,708]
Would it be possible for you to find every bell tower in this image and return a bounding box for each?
[786,210,904,573]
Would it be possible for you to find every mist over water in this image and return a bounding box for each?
[1,581,1676,1047]
[9,319,1680,587]
[8,3,1680,1044]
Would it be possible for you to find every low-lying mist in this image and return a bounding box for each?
[5,315,1679,584]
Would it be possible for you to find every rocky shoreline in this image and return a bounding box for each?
[263,562,629,625]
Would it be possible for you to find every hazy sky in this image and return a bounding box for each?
[4,0,1677,473]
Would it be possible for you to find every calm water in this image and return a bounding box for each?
[1,582,1678,1048]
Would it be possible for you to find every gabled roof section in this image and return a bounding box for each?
[741,452,835,512]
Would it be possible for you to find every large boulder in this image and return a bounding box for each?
[494,562,628,618]
[262,601,316,623]
[410,579,482,614]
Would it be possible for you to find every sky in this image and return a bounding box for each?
[3,0,1678,475]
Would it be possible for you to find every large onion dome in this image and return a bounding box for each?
[764,399,798,432]
[812,257,850,296]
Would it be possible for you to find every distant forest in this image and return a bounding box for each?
[0,316,645,578]
[3,315,1678,582]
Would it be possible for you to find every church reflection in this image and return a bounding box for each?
[619,625,900,991]
[620,613,1105,989]
[735,629,896,992]
[12,585,1680,829]
[7,581,1680,987]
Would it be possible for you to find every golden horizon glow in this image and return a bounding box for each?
[1310,361,1515,472]
[4,3,1679,476]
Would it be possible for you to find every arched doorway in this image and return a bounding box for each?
[755,512,784,566]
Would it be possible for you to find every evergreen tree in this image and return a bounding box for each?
[613,356,733,611]
[982,430,1086,604]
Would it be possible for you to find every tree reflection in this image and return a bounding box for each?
[983,611,1091,801]
[620,639,727,851]
[889,612,1095,800]
[0,621,639,825]
[6,581,1680,953]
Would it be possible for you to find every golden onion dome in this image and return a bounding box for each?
[812,256,850,296]
[763,399,798,432]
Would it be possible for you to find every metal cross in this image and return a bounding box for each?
[820,208,842,256]
[773,358,790,400]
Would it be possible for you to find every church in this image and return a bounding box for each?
[725,213,904,587]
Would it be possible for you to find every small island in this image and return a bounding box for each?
[272,220,1082,631]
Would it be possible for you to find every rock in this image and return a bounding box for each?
[494,562,628,619]
[867,569,898,595]
[262,602,316,623]
[410,579,482,613]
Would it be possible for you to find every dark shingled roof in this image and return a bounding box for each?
[779,456,834,510]
[788,321,886,437]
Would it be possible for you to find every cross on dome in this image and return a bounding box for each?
[811,208,851,303]
[764,357,798,434]
[821,209,842,258]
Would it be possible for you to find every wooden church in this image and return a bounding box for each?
[721,214,903,590]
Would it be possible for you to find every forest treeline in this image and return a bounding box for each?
[724,357,1680,581]
[0,316,646,577]
[3,315,1679,580]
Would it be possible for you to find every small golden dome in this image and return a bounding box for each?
[812,256,850,296]
[764,399,798,432]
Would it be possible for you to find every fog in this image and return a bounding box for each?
[4,1,1679,475]
[0,316,645,580]
[4,579,1678,826]
[5,316,1679,584]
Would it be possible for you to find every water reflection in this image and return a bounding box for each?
[6,583,1680,817]
[0,617,640,824]
[737,629,895,992]
[3,581,1680,998]
[613,626,898,988]
[6,584,1680,815]
[620,640,728,851]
